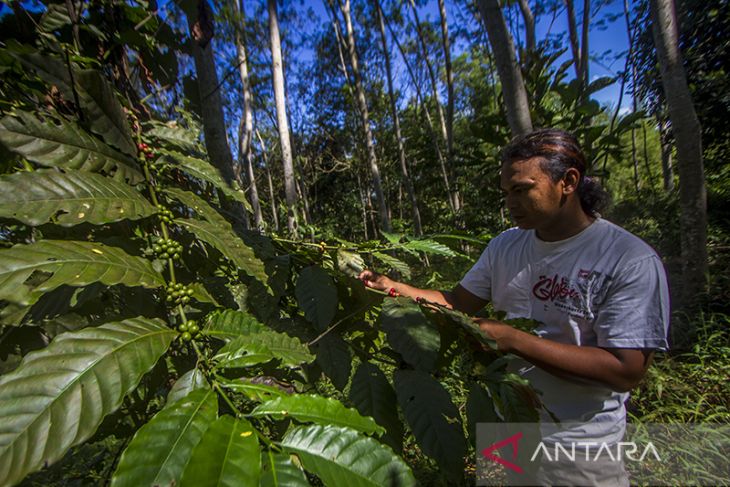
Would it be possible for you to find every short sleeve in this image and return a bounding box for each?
[459,245,492,300]
[593,255,670,351]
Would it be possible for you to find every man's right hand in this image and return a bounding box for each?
[358,270,395,292]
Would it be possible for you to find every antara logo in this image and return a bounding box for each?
[481,432,661,472]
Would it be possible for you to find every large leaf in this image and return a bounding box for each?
[217,377,286,402]
[0,317,175,486]
[315,334,352,390]
[336,249,365,277]
[111,388,218,487]
[419,299,498,350]
[0,240,165,307]
[465,382,498,447]
[394,370,467,479]
[0,170,155,226]
[147,122,201,153]
[380,298,440,371]
[260,452,310,487]
[280,425,416,487]
[349,363,403,452]
[163,187,231,229]
[371,252,411,280]
[295,266,338,331]
[167,368,209,407]
[216,332,314,369]
[179,416,261,487]
[175,218,267,285]
[251,394,384,436]
[204,309,266,342]
[8,51,135,155]
[160,150,251,209]
[0,112,142,183]
[403,239,457,257]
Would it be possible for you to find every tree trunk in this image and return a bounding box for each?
[256,129,280,231]
[185,0,246,227]
[268,0,298,236]
[375,0,422,235]
[234,0,263,230]
[516,0,536,52]
[565,0,581,79]
[657,116,675,191]
[476,0,533,137]
[339,0,391,233]
[650,0,707,306]
[436,0,460,213]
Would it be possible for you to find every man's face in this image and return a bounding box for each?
[500,157,565,230]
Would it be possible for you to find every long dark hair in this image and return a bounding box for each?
[500,128,610,216]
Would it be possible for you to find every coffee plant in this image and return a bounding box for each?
[0,38,540,487]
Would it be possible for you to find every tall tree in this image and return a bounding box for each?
[649,0,707,306]
[234,0,263,230]
[516,0,536,53]
[476,0,533,136]
[338,0,391,232]
[268,0,299,235]
[184,0,247,226]
[375,0,422,235]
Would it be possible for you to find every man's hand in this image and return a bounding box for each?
[358,269,395,292]
[473,317,653,393]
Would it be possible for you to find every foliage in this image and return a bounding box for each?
[0,32,539,487]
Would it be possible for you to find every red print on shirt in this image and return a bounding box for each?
[532,274,581,302]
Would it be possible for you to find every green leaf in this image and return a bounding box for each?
[349,363,403,452]
[380,232,403,245]
[111,388,218,487]
[0,170,156,226]
[219,332,313,369]
[280,425,416,487]
[175,218,267,285]
[295,266,338,331]
[167,368,209,407]
[180,416,261,487]
[7,51,135,155]
[419,299,498,350]
[403,239,457,257]
[0,317,175,486]
[163,187,231,229]
[494,380,540,423]
[217,378,286,402]
[215,339,275,369]
[315,334,352,390]
[260,452,310,487]
[148,122,201,153]
[586,76,615,95]
[0,112,143,184]
[0,240,165,307]
[336,249,365,277]
[394,370,467,478]
[160,150,251,209]
[204,309,266,341]
[39,4,71,32]
[252,394,384,436]
[371,252,411,280]
[465,383,498,447]
[380,298,440,371]
[616,110,646,131]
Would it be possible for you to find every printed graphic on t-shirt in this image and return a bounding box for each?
[531,269,613,320]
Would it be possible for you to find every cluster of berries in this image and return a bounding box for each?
[137,142,155,160]
[166,282,193,304]
[153,238,182,260]
[177,320,200,341]
[157,205,174,223]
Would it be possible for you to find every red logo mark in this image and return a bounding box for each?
[481,431,524,474]
[532,274,580,302]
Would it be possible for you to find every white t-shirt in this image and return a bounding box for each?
[460,218,670,444]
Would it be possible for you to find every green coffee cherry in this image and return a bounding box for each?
[181,332,192,341]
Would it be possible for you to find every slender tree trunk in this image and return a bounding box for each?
[234,0,263,230]
[476,0,533,137]
[256,130,280,231]
[650,0,707,306]
[355,171,369,240]
[375,0,422,235]
[436,0,460,213]
[579,0,590,89]
[516,0,536,53]
[185,0,246,226]
[657,116,675,191]
[339,0,391,232]
[565,0,581,79]
[268,0,298,236]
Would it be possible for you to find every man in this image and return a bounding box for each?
[359,129,670,486]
